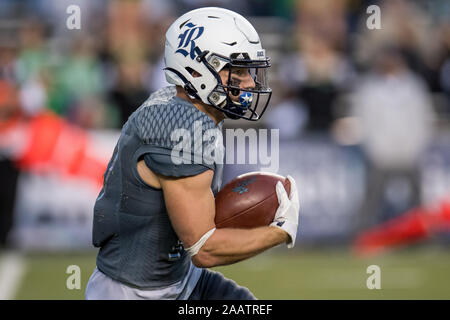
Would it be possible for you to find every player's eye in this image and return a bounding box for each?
[229,77,241,87]
[232,68,248,77]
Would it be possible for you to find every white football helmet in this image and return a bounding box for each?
[164,7,272,121]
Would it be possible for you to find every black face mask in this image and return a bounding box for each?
[167,49,272,121]
[203,52,272,121]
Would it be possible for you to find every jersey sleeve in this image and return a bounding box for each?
[133,96,223,178]
[143,148,214,178]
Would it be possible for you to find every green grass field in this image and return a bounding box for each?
[3,246,450,300]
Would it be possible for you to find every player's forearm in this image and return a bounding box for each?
[192,226,288,268]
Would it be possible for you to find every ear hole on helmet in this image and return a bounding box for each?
[185,67,202,78]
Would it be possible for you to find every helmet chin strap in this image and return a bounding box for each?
[163,67,201,100]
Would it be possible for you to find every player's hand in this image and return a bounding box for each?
[270,175,300,248]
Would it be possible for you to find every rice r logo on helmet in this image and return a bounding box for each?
[176,23,204,60]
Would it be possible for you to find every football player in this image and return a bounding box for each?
[86,7,300,300]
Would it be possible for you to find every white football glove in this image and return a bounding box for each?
[270,175,300,248]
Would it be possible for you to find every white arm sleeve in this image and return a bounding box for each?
[185,228,216,257]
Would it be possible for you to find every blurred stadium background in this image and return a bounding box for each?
[1,0,450,299]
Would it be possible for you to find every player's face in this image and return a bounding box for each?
[219,67,256,102]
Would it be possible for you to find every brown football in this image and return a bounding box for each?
[214,172,291,229]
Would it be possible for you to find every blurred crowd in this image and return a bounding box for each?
[1,0,450,247]
[0,0,449,130]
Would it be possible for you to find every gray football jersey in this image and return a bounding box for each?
[92,86,224,289]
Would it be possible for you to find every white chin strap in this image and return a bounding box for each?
[185,228,216,257]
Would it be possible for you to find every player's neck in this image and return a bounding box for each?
[176,86,225,126]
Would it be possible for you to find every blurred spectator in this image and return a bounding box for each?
[108,58,150,127]
[104,0,153,127]
[15,19,48,85]
[0,46,17,83]
[0,80,21,247]
[351,45,435,227]
[355,0,447,96]
[276,0,356,134]
[56,36,113,128]
[439,23,450,108]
